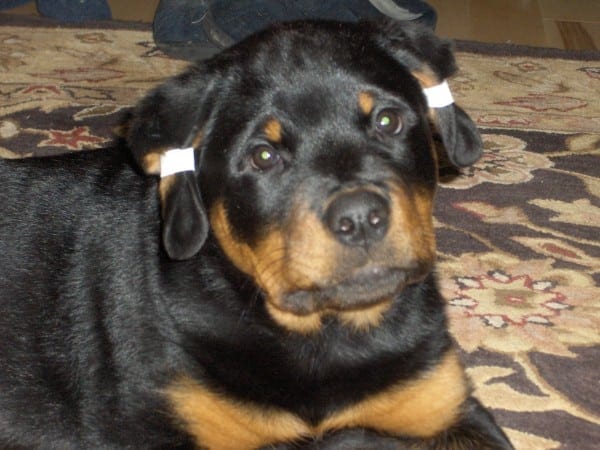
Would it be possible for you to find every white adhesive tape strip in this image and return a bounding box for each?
[160,147,195,178]
[423,80,454,108]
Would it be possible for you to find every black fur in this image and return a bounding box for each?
[0,20,511,449]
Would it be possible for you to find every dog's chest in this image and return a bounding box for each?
[165,350,467,449]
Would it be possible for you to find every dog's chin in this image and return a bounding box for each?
[276,267,418,316]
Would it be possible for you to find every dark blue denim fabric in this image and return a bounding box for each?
[152,0,436,59]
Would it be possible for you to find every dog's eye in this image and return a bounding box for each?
[375,109,403,135]
[250,145,281,171]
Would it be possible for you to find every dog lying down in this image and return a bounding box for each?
[0,19,513,450]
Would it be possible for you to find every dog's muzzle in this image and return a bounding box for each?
[273,187,422,315]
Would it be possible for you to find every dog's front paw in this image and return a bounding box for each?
[262,428,406,450]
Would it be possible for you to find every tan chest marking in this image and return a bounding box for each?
[166,350,468,450]
[167,379,310,450]
[317,350,468,437]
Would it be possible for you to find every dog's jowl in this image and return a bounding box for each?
[0,20,513,450]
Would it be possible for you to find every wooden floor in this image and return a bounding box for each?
[3,0,600,50]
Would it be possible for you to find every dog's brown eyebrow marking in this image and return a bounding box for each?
[358,91,375,115]
[263,118,283,143]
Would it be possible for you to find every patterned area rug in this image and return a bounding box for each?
[1,14,599,450]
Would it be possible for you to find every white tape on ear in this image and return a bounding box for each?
[160,147,196,178]
[423,80,454,108]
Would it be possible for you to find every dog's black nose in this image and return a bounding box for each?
[325,190,390,247]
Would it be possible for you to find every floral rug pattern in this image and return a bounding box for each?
[0,16,598,450]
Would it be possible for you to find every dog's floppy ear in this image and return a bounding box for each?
[376,21,482,167]
[127,69,214,260]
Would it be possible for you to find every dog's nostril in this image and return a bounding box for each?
[368,209,385,227]
[325,190,390,247]
[338,217,356,235]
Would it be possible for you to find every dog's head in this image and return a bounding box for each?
[128,20,481,332]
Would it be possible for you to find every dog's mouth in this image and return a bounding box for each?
[276,266,418,316]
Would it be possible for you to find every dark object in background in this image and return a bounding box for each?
[154,0,437,59]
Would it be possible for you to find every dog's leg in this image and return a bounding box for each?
[263,428,405,450]
[424,396,514,450]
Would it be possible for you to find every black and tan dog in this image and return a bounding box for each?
[0,20,513,449]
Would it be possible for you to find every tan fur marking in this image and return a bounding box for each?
[386,182,436,272]
[166,350,469,449]
[142,152,161,175]
[158,175,177,214]
[210,200,338,332]
[264,118,283,143]
[209,202,298,306]
[265,303,323,334]
[337,299,393,330]
[319,350,469,437]
[140,130,202,176]
[412,185,437,263]
[358,91,375,115]
[265,298,393,334]
[412,68,444,122]
[210,200,263,276]
[411,68,441,89]
[167,378,310,450]
[210,186,437,331]
[190,130,204,150]
[284,205,340,289]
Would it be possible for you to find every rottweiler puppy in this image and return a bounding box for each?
[0,20,513,449]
